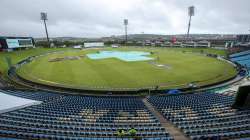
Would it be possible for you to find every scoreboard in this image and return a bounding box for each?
[6,38,34,49]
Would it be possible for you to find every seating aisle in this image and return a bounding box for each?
[142,98,189,140]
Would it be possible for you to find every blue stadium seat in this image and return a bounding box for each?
[0,90,170,139]
[148,92,250,140]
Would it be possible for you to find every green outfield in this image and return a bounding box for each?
[8,46,237,90]
[0,48,71,75]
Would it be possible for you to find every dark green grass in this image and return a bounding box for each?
[15,47,237,90]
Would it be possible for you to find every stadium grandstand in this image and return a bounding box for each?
[0,1,250,139]
[235,35,250,47]
[0,44,250,140]
[228,35,250,54]
[230,49,250,75]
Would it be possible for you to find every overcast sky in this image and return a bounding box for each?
[0,0,250,38]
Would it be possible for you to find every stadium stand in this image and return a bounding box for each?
[231,54,250,61]
[0,90,172,140]
[232,57,250,66]
[230,50,250,76]
[230,50,250,58]
[148,92,250,140]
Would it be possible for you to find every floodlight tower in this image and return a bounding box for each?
[124,19,128,43]
[41,12,50,47]
[186,6,195,41]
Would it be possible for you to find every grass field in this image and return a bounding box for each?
[11,47,237,90]
[0,48,73,75]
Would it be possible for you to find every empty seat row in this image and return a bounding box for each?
[148,92,250,140]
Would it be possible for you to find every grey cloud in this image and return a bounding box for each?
[0,0,249,38]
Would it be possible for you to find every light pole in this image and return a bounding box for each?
[186,6,195,41]
[124,19,128,44]
[142,31,145,47]
[41,12,50,47]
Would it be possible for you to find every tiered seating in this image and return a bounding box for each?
[0,90,62,101]
[231,55,250,62]
[148,92,250,140]
[230,50,250,58]
[231,54,250,64]
[0,93,172,140]
[230,51,250,73]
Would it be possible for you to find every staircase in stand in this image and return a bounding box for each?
[142,98,190,140]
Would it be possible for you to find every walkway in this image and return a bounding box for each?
[142,98,190,140]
